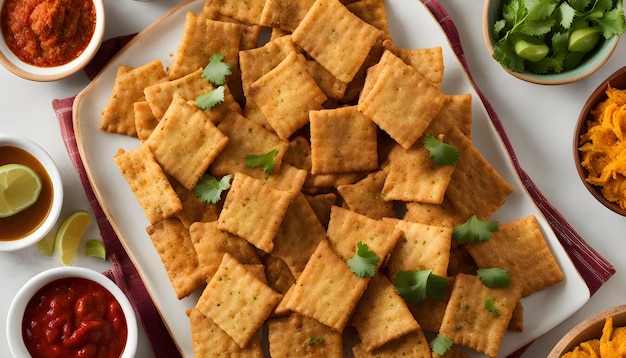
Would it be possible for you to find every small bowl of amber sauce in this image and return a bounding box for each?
[0,0,105,81]
[0,134,63,251]
[7,266,138,358]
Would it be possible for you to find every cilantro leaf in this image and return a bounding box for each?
[245,149,278,174]
[452,215,499,244]
[195,86,225,110]
[423,134,459,166]
[393,269,449,304]
[347,241,380,278]
[202,53,232,85]
[193,174,231,204]
[477,267,512,288]
[430,335,453,356]
[484,298,500,316]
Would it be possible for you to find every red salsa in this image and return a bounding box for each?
[0,0,96,67]
[22,277,128,358]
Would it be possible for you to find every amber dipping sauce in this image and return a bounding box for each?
[0,0,96,67]
[0,146,54,241]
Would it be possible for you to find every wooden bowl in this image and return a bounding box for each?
[548,305,626,356]
[573,66,626,216]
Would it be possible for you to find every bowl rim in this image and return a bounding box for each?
[0,133,64,251]
[573,65,626,216]
[482,0,621,85]
[548,304,626,357]
[6,266,138,358]
[0,0,105,82]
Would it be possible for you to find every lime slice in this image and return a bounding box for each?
[0,164,42,218]
[54,210,92,266]
[85,239,107,260]
[568,28,601,53]
[35,231,56,256]
[514,39,549,62]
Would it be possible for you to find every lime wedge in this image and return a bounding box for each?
[35,231,56,256]
[568,28,601,53]
[85,239,107,260]
[54,210,92,266]
[0,164,42,218]
[514,39,549,62]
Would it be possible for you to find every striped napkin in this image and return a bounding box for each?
[51,1,615,356]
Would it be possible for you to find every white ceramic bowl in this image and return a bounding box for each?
[0,134,63,251]
[6,266,138,358]
[0,0,105,81]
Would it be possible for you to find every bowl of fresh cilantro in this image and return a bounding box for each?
[484,0,626,85]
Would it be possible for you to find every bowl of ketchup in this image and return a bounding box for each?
[6,266,138,358]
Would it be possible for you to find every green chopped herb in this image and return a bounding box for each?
[430,335,453,355]
[393,269,449,304]
[452,215,499,244]
[423,134,459,166]
[195,86,225,110]
[202,53,232,85]
[477,267,512,288]
[193,174,231,204]
[347,241,380,278]
[484,298,500,316]
[245,149,278,174]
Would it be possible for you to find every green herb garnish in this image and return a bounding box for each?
[195,86,225,110]
[430,335,453,355]
[452,215,499,244]
[347,241,380,278]
[192,174,231,204]
[393,269,449,304]
[245,149,278,174]
[202,53,232,85]
[423,134,459,166]
[477,267,512,288]
[484,298,501,316]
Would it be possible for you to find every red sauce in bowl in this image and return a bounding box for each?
[22,277,128,358]
[0,0,96,67]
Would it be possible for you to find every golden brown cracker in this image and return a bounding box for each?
[346,0,391,41]
[305,59,349,101]
[133,101,159,142]
[358,50,446,150]
[351,331,432,358]
[196,253,283,349]
[203,0,265,25]
[259,0,316,32]
[170,178,221,228]
[267,313,343,357]
[303,192,337,228]
[144,68,212,119]
[465,215,564,297]
[426,93,473,139]
[407,276,455,333]
[100,60,166,137]
[310,105,378,174]
[145,93,229,190]
[385,42,444,88]
[239,35,297,97]
[248,51,327,140]
[285,240,369,332]
[169,13,242,80]
[146,217,205,299]
[404,198,466,229]
[292,0,382,83]
[217,172,295,253]
[351,274,420,352]
[263,255,296,295]
[113,145,182,224]
[188,308,263,357]
[337,169,394,220]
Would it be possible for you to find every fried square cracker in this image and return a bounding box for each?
[291,0,382,83]
[384,42,444,89]
[284,240,369,332]
[267,313,343,357]
[305,60,349,101]
[196,253,283,349]
[439,273,522,358]
[352,330,432,358]
[259,0,315,32]
[169,13,242,80]
[210,111,290,179]
[217,172,295,253]
[100,60,166,137]
[170,178,221,228]
[145,93,229,190]
[239,35,297,97]
[381,142,455,204]
[358,50,446,150]
[145,68,212,119]
[445,126,514,221]
[114,145,182,224]
[263,255,296,295]
[189,221,262,280]
[304,192,337,227]
[203,0,265,25]
[272,193,327,278]
[133,101,159,142]
[345,0,391,41]
[404,198,466,229]
[188,308,263,357]
[146,217,205,299]
[198,1,262,51]
[383,218,451,278]
[248,51,327,140]
[327,205,401,263]
[310,106,378,174]
[352,274,420,352]
[465,215,564,297]
[337,169,394,220]
[426,93,473,139]
[407,276,455,333]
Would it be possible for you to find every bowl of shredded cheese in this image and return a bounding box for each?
[575,66,626,216]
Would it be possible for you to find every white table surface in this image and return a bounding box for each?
[0,1,624,357]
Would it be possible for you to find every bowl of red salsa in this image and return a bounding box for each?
[0,133,63,251]
[6,266,138,358]
[0,0,105,81]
